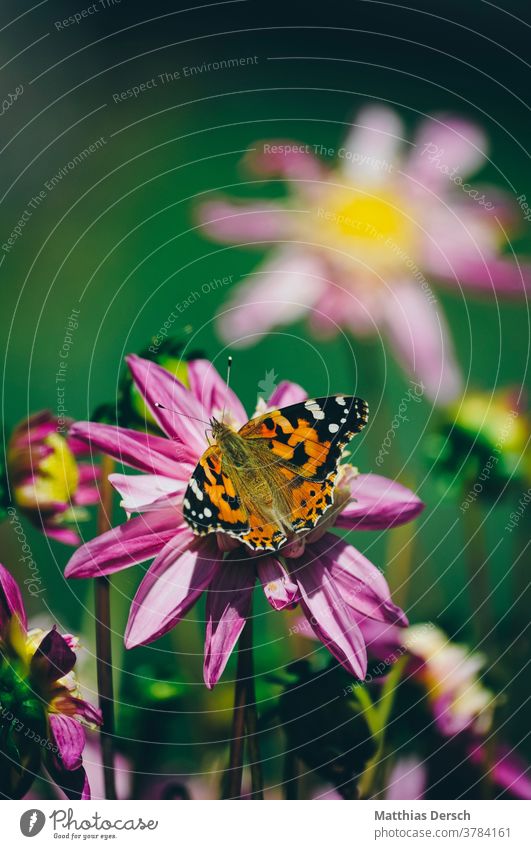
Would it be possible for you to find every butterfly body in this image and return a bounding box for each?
[183,396,369,552]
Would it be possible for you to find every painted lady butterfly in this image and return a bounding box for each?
[182,396,368,551]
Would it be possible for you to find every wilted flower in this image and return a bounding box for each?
[199,106,531,402]
[6,412,99,545]
[65,355,423,687]
[0,563,101,799]
[425,387,528,499]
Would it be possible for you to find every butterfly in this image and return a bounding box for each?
[182,396,368,552]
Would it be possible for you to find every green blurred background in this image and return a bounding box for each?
[1,0,529,789]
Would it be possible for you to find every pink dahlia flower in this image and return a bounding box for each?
[65,355,424,688]
[7,411,99,545]
[199,106,531,402]
[0,563,102,800]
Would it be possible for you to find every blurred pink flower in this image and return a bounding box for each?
[65,356,423,688]
[75,739,132,801]
[0,563,101,800]
[404,624,494,737]
[384,755,427,800]
[469,742,531,800]
[199,106,531,402]
[7,411,99,545]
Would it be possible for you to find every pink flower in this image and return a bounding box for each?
[198,106,531,402]
[7,411,99,545]
[65,355,424,688]
[0,563,102,800]
[299,619,494,737]
[384,755,427,800]
[404,625,494,737]
[469,742,531,800]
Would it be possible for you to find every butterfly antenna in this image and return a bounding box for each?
[154,402,210,426]
[221,355,233,424]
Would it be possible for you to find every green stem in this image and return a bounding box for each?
[95,454,117,801]
[357,657,407,799]
[244,617,264,799]
[224,616,258,799]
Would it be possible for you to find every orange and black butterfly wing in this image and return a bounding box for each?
[238,396,369,481]
[239,395,368,534]
[182,446,249,537]
[183,446,287,551]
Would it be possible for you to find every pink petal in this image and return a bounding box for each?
[0,562,27,631]
[69,421,189,479]
[245,140,324,180]
[386,755,427,800]
[44,526,81,546]
[77,463,99,484]
[65,509,180,578]
[198,199,290,242]
[49,714,85,771]
[435,256,531,298]
[217,247,326,346]
[469,743,531,800]
[358,619,405,661]
[109,473,186,513]
[266,380,308,407]
[203,556,255,688]
[257,557,298,610]
[45,756,90,800]
[336,473,424,531]
[126,355,207,461]
[295,548,368,679]
[309,283,379,338]
[419,199,531,299]
[67,698,102,727]
[74,483,100,506]
[309,535,407,626]
[341,105,404,183]
[381,279,463,403]
[125,535,219,648]
[186,359,247,425]
[53,693,102,729]
[408,115,487,188]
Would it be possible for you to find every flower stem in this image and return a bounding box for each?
[357,656,407,799]
[224,613,263,799]
[244,627,264,799]
[95,454,117,801]
[283,750,299,799]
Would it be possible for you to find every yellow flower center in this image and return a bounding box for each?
[306,185,417,274]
